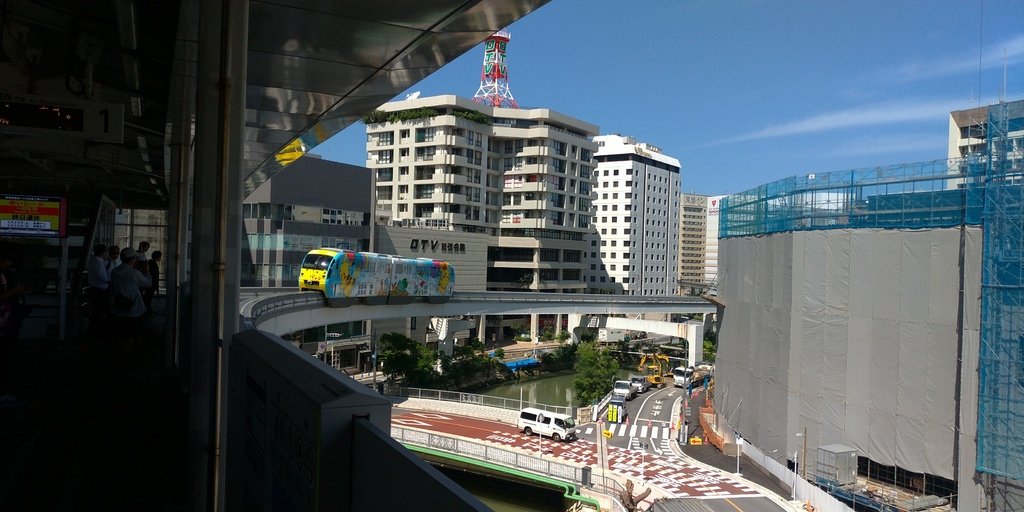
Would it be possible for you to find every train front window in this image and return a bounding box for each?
[302,254,331,270]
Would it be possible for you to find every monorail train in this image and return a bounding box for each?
[299,248,454,307]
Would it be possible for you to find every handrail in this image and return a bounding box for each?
[387,385,573,416]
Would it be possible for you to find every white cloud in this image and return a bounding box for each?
[719,98,963,144]
[886,34,1024,83]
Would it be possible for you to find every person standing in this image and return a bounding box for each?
[86,243,110,337]
[136,241,150,264]
[143,250,161,312]
[107,245,121,272]
[109,248,150,362]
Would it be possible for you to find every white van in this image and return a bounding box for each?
[517,407,577,441]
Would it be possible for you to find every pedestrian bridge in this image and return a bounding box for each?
[239,289,717,337]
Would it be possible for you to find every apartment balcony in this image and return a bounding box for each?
[436,154,470,167]
[517,145,550,158]
[413,193,459,203]
[518,180,550,193]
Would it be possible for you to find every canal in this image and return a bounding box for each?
[475,369,634,408]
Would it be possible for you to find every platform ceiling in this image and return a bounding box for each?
[0,0,549,207]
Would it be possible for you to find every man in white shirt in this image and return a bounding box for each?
[110,248,151,360]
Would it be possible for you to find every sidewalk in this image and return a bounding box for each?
[668,391,804,512]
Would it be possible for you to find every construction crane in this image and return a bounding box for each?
[637,353,670,388]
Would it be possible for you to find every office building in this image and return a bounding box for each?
[584,135,680,296]
[241,156,371,287]
[678,193,707,292]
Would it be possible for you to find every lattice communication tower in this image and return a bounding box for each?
[472,29,518,109]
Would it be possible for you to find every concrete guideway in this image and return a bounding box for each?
[392,398,779,508]
[240,290,717,336]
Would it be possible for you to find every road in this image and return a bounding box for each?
[606,383,795,510]
[392,408,787,509]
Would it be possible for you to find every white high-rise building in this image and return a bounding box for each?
[584,135,680,295]
[704,195,725,284]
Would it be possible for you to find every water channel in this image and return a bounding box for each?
[475,369,634,408]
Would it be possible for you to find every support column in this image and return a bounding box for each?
[189,1,248,510]
[567,314,585,344]
[530,314,539,343]
[555,314,563,336]
[477,314,487,345]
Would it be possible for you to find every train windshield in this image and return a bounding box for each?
[301,254,332,270]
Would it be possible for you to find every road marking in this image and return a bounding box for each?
[618,424,627,436]
[650,426,659,438]
[410,412,452,420]
[393,418,432,426]
[724,498,744,512]
[640,426,649,437]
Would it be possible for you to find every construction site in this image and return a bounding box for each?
[712,99,1024,511]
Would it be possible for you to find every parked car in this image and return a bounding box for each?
[518,407,577,441]
[613,379,636,400]
[630,375,651,394]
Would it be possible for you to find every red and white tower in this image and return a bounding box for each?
[472,30,519,109]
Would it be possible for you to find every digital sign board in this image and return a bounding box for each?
[0,91,124,143]
[0,194,68,237]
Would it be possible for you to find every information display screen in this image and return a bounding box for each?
[0,194,68,237]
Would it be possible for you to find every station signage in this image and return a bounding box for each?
[409,239,467,254]
[0,194,68,237]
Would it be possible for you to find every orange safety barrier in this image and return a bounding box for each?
[698,403,725,450]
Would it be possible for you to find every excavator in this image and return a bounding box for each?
[637,353,670,388]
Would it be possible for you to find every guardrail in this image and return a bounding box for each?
[240,290,324,320]
[385,385,573,416]
[391,426,627,511]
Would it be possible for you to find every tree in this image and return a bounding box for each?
[572,340,619,405]
[703,329,718,363]
[378,332,439,387]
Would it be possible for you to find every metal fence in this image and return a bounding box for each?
[741,440,852,512]
[392,425,626,512]
[385,385,573,416]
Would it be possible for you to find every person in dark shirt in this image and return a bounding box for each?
[143,250,161,312]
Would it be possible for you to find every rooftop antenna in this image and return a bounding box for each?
[472,29,519,109]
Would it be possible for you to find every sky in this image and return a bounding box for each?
[311,0,1024,197]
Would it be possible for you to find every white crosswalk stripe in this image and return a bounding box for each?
[594,423,673,440]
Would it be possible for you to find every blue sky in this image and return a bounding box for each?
[312,0,1024,196]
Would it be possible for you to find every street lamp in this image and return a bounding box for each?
[792,449,799,500]
[795,427,807,479]
[735,435,743,475]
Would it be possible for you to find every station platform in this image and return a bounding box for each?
[0,306,186,511]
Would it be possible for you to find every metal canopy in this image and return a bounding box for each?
[0,0,550,207]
